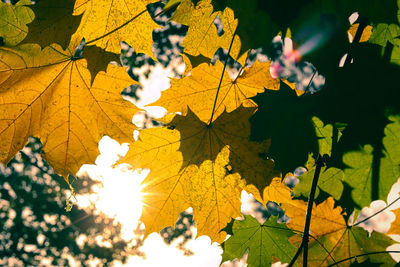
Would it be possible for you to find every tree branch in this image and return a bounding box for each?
[288,154,324,267]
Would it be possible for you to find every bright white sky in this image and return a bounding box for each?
[74,57,400,266]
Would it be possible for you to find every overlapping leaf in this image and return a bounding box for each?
[282,197,396,266]
[0,0,33,46]
[369,23,400,47]
[295,162,344,201]
[221,215,296,267]
[294,118,345,200]
[0,40,138,178]
[343,115,400,208]
[153,60,280,123]
[171,0,242,60]
[73,0,159,55]
[121,106,277,242]
[21,0,83,50]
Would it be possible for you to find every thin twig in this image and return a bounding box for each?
[86,3,179,46]
[288,154,324,267]
[353,195,400,227]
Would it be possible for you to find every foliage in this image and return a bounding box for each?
[1,0,400,266]
[0,138,134,266]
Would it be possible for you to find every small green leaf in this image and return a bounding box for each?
[295,163,344,200]
[312,116,343,157]
[221,215,295,267]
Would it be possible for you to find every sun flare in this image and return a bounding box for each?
[76,136,148,240]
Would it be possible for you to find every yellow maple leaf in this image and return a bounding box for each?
[283,197,346,239]
[153,60,280,123]
[244,173,292,206]
[121,106,277,242]
[0,41,138,179]
[348,23,373,43]
[73,0,159,56]
[388,208,400,235]
[172,0,242,60]
[282,197,395,266]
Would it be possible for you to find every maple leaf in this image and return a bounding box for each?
[294,163,344,201]
[221,215,296,267]
[343,115,400,208]
[369,23,400,47]
[282,197,396,266]
[153,60,280,123]
[312,117,343,158]
[121,106,277,242]
[73,0,160,56]
[171,0,242,61]
[211,0,280,54]
[0,0,33,46]
[348,23,373,43]
[20,0,83,50]
[0,41,138,178]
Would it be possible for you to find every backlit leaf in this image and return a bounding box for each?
[121,106,277,242]
[294,163,344,201]
[369,23,400,47]
[343,116,400,208]
[153,60,280,123]
[348,23,373,43]
[0,41,138,178]
[283,197,396,266]
[312,117,342,157]
[221,215,296,267]
[171,0,242,60]
[73,0,159,55]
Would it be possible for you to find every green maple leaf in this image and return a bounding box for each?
[221,215,296,267]
[344,115,400,208]
[0,0,33,46]
[284,198,397,266]
[369,23,400,47]
[20,0,82,50]
[294,163,345,201]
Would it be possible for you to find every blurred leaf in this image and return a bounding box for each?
[369,23,400,47]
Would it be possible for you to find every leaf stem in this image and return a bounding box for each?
[85,3,179,46]
[288,154,324,267]
[86,9,148,46]
[208,29,237,125]
[353,195,400,227]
